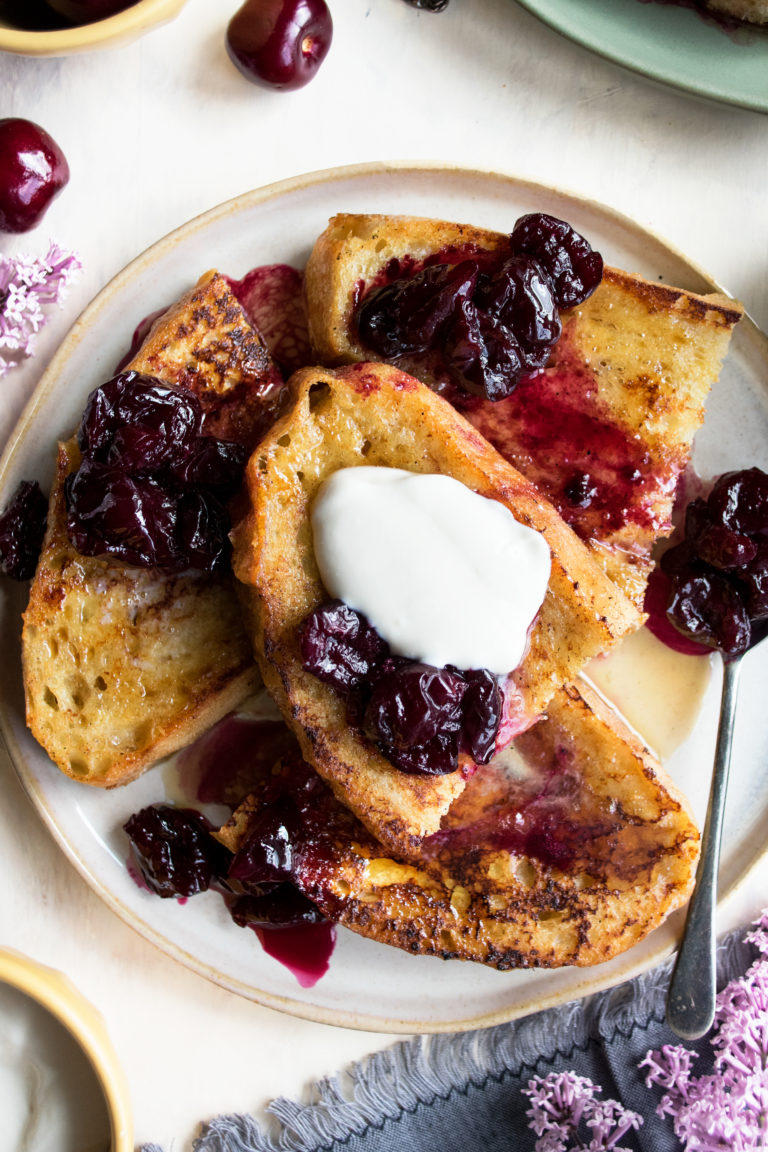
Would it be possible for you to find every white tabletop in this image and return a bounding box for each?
[2,1,768,1147]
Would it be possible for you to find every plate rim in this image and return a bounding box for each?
[2,159,768,1034]
[513,0,768,114]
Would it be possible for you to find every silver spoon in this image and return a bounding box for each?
[666,625,767,1041]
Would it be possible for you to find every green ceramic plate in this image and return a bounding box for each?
[514,0,768,113]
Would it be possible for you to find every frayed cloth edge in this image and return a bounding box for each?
[142,926,754,1152]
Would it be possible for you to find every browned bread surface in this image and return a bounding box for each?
[22,272,280,787]
[305,213,743,607]
[705,0,768,20]
[231,362,642,858]
[217,681,699,969]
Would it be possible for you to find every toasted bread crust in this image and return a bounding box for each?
[231,362,642,857]
[705,0,768,20]
[22,272,279,787]
[218,682,699,969]
[130,269,286,446]
[305,214,743,606]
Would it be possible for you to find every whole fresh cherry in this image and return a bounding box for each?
[0,119,70,234]
[44,0,139,23]
[226,0,333,91]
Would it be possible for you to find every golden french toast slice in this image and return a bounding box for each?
[231,362,642,858]
[22,271,283,787]
[701,0,768,20]
[217,681,699,969]
[305,213,743,607]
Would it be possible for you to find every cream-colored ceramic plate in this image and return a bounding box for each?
[2,163,768,1033]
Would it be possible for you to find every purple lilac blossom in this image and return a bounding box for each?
[0,243,81,378]
[641,906,768,1151]
[524,907,768,1151]
[522,1069,643,1152]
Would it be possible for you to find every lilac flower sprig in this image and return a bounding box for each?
[522,1070,643,1152]
[0,243,82,379]
[641,906,768,1151]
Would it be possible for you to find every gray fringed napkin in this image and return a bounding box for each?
[143,926,757,1152]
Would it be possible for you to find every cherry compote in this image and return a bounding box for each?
[44,0,138,22]
[509,213,603,311]
[0,118,69,234]
[299,598,388,693]
[662,466,768,654]
[357,261,478,359]
[353,213,602,402]
[299,599,502,775]
[66,372,247,572]
[0,480,48,581]
[0,0,66,29]
[124,804,231,899]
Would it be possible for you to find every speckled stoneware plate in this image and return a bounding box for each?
[514,0,768,113]
[2,163,768,1033]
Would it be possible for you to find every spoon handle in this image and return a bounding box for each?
[666,655,743,1041]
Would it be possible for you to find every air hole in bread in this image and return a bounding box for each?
[94,676,107,692]
[336,880,351,896]
[450,886,472,914]
[80,597,99,624]
[573,872,597,890]
[296,470,305,483]
[43,686,59,711]
[68,757,88,777]
[67,676,90,710]
[257,456,267,474]
[278,434,291,447]
[131,720,153,748]
[439,929,456,949]
[360,439,372,457]
[538,909,565,924]
[308,382,330,412]
[514,859,537,888]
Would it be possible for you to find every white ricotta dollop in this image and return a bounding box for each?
[311,467,551,675]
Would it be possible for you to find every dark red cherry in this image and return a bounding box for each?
[0,119,69,234]
[363,661,467,750]
[357,261,478,359]
[299,599,389,694]
[475,255,561,367]
[458,668,502,765]
[684,498,757,570]
[0,481,48,581]
[510,212,603,310]
[707,468,768,536]
[44,0,138,22]
[445,298,525,401]
[667,570,751,655]
[226,0,333,92]
[124,805,230,899]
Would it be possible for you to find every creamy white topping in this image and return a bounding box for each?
[0,981,110,1152]
[311,467,551,675]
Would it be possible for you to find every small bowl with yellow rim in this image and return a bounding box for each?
[0,0,188,56]
[0,947,132,1151]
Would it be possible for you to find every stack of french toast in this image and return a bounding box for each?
[21,211,745,971]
